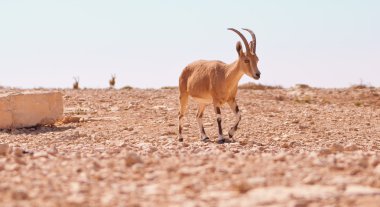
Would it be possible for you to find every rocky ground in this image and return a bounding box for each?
[0,84,380,207]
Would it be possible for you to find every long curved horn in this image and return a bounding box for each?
[228,28,250,54]
[242,28,256,53]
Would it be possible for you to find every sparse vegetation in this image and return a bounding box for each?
[295,84,311,89]
[350,84,371,89]
[294,95,313,104]
[161,86,178,90]
[238,82,282,90]
[121,85,133,90]
[350,80,374,89]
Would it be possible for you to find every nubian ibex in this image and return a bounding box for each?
[178,28,261,144]
[73,77,80,90]
[109,74,116,88]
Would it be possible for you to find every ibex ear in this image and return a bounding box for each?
[236,41,244,56]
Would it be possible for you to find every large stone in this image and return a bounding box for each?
[0,91,63,129]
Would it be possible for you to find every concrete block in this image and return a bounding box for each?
[0,91,63,129]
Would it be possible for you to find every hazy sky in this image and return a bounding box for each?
[0,0,379,88]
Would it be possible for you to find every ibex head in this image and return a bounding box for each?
[228,28,261,80]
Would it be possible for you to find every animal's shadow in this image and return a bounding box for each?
[1,125,75,135]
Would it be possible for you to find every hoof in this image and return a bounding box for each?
[217,138,226,144]
[202,137,210,142]
[178,137,184,142]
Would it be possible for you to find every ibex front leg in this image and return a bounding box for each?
[228,99,241,140]
[214,105,225,144]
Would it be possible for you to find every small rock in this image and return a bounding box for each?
[281,143,289,148]
[5,163,19,171]
[204,123,212,127]
[292,119,300,124]
[126,127,134,131]
[299,125,308,130]
[92,160,102,171]
[344,144,359,151]
[125,153,142,167]
[247,177,267,186]
[330,143,344,152]
[61,116,81,124]
[288,200,309,207]
[14,157,26,165]
[11,189,29,200]
[318,148,332,156]
[274,153,287,162]
[66,194,86,205]
[0,143,9,156]
[373,165,380,175]
[12,147,24,157]
[70,182,81,194]
[101,192,115,205]
[302,174,321,185]
[47,146,58,155]
[33,151,48,158]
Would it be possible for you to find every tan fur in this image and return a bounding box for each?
[178,28,261,143]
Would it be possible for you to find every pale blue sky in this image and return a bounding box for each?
[0,0,379,88]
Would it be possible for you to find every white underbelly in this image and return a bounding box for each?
[191,96,213,104]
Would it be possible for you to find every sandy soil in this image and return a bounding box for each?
[0,85,380,207]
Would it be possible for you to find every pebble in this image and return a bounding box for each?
[33,151,49,159]
[0,143,9,156]
[12,147,24,157]
[344,144,359,151]
[66,194,86,205]
[330,143,344,152]
[11,189,29,200]
[47,146,58,155]
[125,153,142,167]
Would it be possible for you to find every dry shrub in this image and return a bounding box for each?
[121,85,133,90]
[294,95,313,104]
[350,84,370,89]
[295,84,311,89]
[161,86,178,90]
[238,82,282,90]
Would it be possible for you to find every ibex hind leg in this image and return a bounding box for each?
[196,104,210,142]
[214,105,225,144]
[178,93,189,142]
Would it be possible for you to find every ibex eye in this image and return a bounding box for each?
[244,60,250,63]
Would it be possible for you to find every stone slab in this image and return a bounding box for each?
[0,91,63,129]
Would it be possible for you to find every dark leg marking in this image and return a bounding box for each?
[217,117,223,135]
[215,107,225,144]
[228,102,241,139]
[178,114,184,142]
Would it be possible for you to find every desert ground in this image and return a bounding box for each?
[0,84,380,207]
